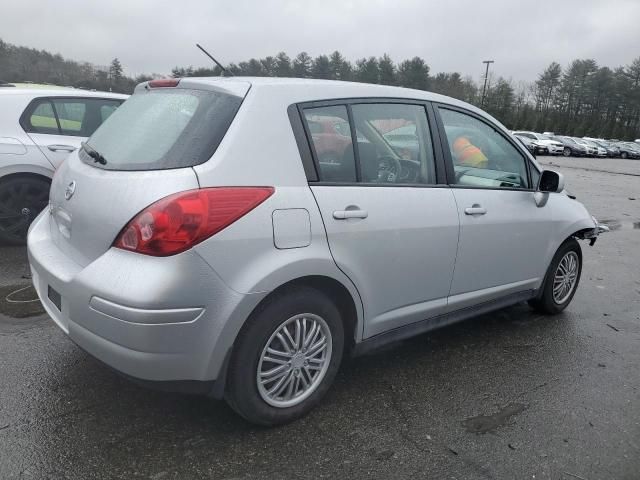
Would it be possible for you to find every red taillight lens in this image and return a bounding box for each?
[114,187,274,256]
[148,78,180,88]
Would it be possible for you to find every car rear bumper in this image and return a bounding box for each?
[28,211,265,385]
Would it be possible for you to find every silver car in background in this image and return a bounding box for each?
[0,84,126,243]
[28,77,604,425]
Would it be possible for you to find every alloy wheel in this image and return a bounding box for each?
[553,251,579,304]
[256,313,332,408]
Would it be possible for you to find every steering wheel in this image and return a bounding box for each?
[377,155,402,183]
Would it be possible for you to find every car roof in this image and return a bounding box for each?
[230,77,468,104]
[155,76,507,128]
[0,85,128,99]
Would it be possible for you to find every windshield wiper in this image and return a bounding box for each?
[81,142,107,165]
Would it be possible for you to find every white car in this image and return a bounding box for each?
[0,83,126,243]
[512,131,564,155]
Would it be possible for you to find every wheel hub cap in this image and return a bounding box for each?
[553,251,579,304]
[256,313,332,408]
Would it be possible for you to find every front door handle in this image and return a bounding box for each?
[333,209,368,220]
[48,144,76,153]
[464,204,487,216]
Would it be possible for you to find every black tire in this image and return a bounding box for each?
[529,238,582,315]
[225,285,344,426]
[621,152,628,159]
[563,147,571,157]
[0,175,51,245]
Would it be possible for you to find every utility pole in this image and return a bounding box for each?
[480,60,494,107]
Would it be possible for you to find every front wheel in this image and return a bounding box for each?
[529,238,582,315]
[225,286,344,426]
[621,152,628,159]
[563,147,571,157]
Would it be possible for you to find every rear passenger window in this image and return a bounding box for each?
[302,102,436,185]
[52,100,85,134]
[351,103,435,184]
[28,101,58,134]
[22,98,123,137]
[303,106,356,182]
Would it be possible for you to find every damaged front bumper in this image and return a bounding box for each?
[581,216,610,245]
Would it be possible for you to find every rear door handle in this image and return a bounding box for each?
[464,204,487,216]
[47,144,76,153]
[333,209,368,220]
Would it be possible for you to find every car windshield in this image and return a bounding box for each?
[83,88,243,171]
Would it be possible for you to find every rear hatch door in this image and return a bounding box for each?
[48,80,249,267]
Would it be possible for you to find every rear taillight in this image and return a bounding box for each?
[114,187,274,256]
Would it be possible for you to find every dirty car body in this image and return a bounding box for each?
[28,77,604,425]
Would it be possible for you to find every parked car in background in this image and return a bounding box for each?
[512,131,564,155]
[614,142,640,159]
[551,136,587,157]
[589,139,620,158]
[29,77,605,425]
[572,138,598,157]
[0,84,126,243]
[623,142,640,159]
[514,134,547,155]
[581,138,607,157]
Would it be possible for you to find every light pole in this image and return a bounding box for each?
[480,60,494,107]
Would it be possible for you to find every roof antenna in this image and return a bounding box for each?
[196,43,234,76]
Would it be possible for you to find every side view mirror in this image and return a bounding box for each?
[537,169,564,193]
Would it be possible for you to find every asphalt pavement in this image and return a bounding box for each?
[0,156,638,479]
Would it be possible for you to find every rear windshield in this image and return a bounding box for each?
[82,88,243,170]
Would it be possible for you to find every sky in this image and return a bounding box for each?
[2,0,639,82]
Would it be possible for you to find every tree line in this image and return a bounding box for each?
[1,38,639,140]
[0,39,151,94]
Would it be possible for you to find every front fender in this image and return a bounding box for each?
[542,194,597,269]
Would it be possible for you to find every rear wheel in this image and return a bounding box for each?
[225,286,344,426]
[0,175,50,245]
[563,147,571,157]
[529,238,582,315]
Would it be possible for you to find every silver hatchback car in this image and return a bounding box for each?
[28,77,605,425]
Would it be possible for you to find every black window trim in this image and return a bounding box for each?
[290,97,447,188]
[19,96,125,137]
[432,102,535,192]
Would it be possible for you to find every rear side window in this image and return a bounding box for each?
[51,99,85,134]
[303,105,357,182]
[302,102,436,185]
[22,97,123,137]
[83,89,243,171]
[28,101,58,134]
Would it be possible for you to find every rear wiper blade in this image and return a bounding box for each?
[81,142,107,165]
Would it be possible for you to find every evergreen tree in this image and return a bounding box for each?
[378,54,396,85]
[397,57,429,90]
[312,55,331,79]
[293,52,312,78]
[274,52,292,77]
[355,57,380,84]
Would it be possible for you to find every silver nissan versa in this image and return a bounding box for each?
[28,77,606,425]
